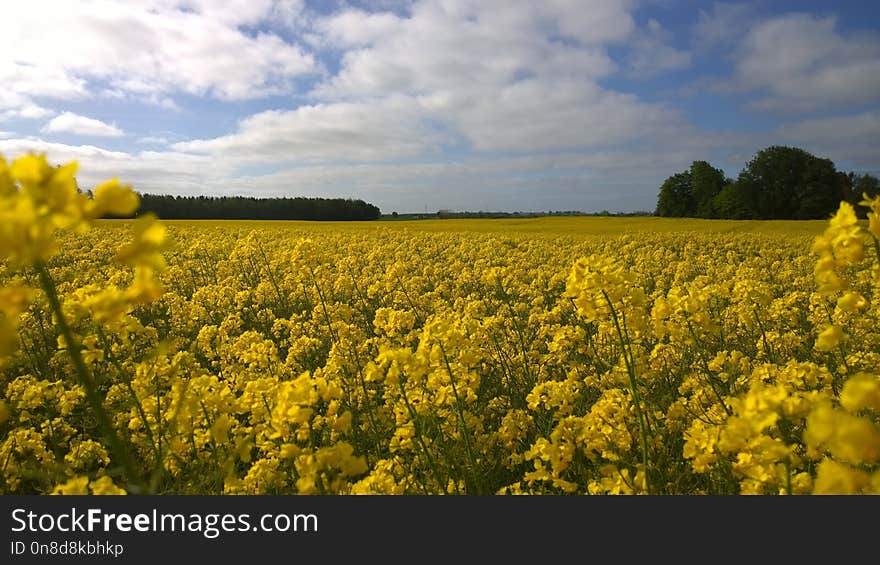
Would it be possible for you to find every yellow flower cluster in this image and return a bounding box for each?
[0,153,165,493]
[1,152,878,494]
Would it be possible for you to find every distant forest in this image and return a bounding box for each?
[110,194,382,221]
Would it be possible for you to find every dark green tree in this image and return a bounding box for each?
[103,194,382,221]
[655,161,728,218]
[710,182,752,219]
[735,146,841,220]
[655,171,694,217]
[690,160,727,218]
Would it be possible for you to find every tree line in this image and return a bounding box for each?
[655,145,879,220]
[106,194,382,221]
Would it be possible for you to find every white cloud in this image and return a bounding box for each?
[777,111,880,167]
[172,0,299,27]
[175,77,684,160]
[2,105,55,121]
[100,88,182,111]
[735,14,880,111]
[0,90,54,121]
[625,19,692,77]
[173,95,449,163]
[694,2,756,50]
[292,1,681,154]
[0,61,89,100]
[314,9,404,48]
[42,112,125,137]
[0,137,225,194]
[422,79,683,153]
[0,0,316,113]
[312,1,628,101]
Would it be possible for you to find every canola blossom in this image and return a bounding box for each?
[1,153,878,495]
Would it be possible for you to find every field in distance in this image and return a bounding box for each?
[141,214,832,236]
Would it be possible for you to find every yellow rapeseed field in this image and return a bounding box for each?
[1,154,879,495]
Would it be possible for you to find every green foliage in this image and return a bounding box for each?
[656,145,862,220]
[655,171,694,217]
[655,161,728,218]
[710,182,753,219]
[737,146,841,220]
[108,194,382,221]
[690,160,727,218]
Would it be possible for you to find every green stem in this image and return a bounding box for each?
[685,320,733,417]
[397,376,447,492]
[752,308,777,364]
[437,342,480,494]
[309,267,339,345]
[96,328,160,459]
[35,261,144,493]
[601,290,652,495]
[497,280,534,391]
[255,240,290,316]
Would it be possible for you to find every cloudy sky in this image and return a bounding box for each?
[2,0,878,214]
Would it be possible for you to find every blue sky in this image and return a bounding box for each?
[1,0,878,214]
